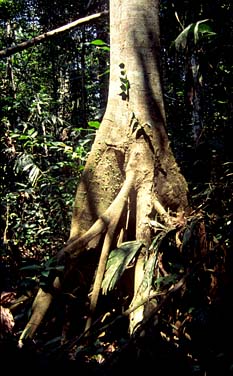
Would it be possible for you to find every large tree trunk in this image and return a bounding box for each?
[70,0,188,239]
[19,0,189,344]
[69,0,189,333]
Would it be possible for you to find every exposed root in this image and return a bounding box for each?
[18,156,137,345]
[84,167,136,333]
[18,288,54,347]
[17,147,191,347]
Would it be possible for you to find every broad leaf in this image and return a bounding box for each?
[194,19,216,44]
[173,23,194,50]
[102,241,143,294]
[173,19,216,50]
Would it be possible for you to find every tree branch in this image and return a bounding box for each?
[0,11,109,59]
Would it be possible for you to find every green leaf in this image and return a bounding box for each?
[27,128,35,135]
[20,264,42,271]
[28,165,41,186]
[173,19,216,50]
[41,270,50,277]
[44,265,64,272]
[37,227,51,235]
[134,231,168,298]
[102,241,143,294]
[173,23,194,50]
[23,163,33,172]
[120,77,129,84]
[99,46,110,52]
[120,83,127,92]
[98,68,110,77]
[90,39,108,46]
[88,121,100,129]
[194,19,216,44]
[154,274,178,287]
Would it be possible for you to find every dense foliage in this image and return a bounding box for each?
[0,0,109,289]
[160,0,232,251]
[0,0,232,374]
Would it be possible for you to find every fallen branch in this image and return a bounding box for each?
[0,11,109,59]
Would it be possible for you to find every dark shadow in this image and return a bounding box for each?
[129,13,169,154]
